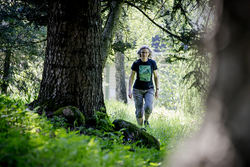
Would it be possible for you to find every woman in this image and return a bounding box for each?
[128,45,159,127]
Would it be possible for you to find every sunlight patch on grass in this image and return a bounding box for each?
[106,99,203,150]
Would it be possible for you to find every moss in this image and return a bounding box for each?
[113,119,160,150]
[54,106,85,127]
[94,111,114,131]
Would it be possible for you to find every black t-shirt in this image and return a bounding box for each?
[131,59,158,90]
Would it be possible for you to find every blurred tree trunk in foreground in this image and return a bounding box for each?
[169,1,250,167]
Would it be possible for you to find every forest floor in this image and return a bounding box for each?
[0,95,203,167]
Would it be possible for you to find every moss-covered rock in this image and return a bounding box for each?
[113,119,160,150]
[54,106,85,127]
[93,111,114,131]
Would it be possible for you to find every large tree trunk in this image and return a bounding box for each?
[36,0,105,122]
[115,32,127,104]
[169,1,250,167]
[1,49,11,94]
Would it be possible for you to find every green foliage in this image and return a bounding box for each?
[165,54,188,63]
[50,115,68,128]
[122,0,211,113]
[112,41,133,54]
[0,1,46,96]
[105,100,202,147]
[93,111,115,132]
[0,95,202,167]
[105,1,209,116]
[106,99,203,165]
[54,106,86,127]
[155,53,207,114]
[0,1,209,165]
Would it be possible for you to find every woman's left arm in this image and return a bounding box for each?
[153,70,159,99]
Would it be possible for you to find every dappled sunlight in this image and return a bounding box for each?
[106,99,203,150]
[1,95,204,167]
[1,96,165,166]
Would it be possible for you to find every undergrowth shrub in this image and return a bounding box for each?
[0,95,166,167]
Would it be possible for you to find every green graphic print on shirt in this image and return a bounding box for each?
[139,65,151,82]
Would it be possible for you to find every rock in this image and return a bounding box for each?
[113,119,160,150]
[54,106,85,126]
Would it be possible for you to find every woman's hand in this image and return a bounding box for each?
[155,90,158,99]
[128,90,132,99]
[128,71,135,99]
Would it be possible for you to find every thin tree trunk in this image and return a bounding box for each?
[1,49,11,94]
[115,52,127,104]
[36,0,105,122]
[115,32,127,104]
[169,1,250,167]
[101,0,123,69]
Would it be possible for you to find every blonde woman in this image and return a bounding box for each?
[128,45,159,127]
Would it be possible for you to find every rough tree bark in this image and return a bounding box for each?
[115,51,127,104]
[36,0,105,122]
[1,49,11,94]
[169,1,250,167]
[114,30,127,103]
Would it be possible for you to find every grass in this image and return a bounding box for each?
[0,95,203,167]
[106,100,203,164]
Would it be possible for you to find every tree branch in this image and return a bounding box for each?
[124,0,185,43]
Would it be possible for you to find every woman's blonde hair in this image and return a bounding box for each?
[137,45,153,58]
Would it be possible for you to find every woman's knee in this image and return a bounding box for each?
[135,109,143,118]
[144,105,153,114]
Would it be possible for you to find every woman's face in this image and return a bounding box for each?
[140,48,150,62]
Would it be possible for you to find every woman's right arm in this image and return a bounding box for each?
[128,71,136,99]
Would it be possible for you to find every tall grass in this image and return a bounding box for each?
[0,95,203,167]
[106,100,203,160]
